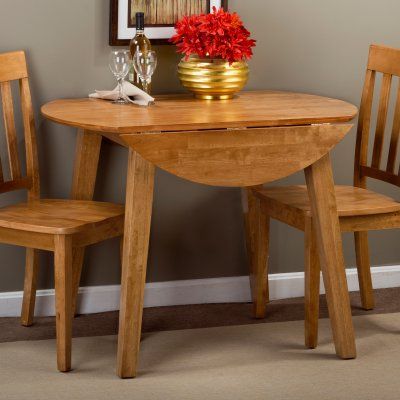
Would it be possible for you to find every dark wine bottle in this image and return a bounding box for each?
[129,12,151,92]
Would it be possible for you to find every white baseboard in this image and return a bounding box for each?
[1,265,400,317]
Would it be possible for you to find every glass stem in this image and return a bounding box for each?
[142,78,150,94]
[118,78,123,100]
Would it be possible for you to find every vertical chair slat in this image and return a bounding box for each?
[19,77,40,199]
[387,82,400,173]
[354,69,376,187]
[1,81,22,180]
[371,73,392,169]
[0,106,3,182]
[0,158,3,183]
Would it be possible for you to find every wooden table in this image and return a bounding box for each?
[42,91,358,378]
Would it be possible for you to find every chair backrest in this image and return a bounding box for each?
[354,44,400,188]
[0,51,40,200]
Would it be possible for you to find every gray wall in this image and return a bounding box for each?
[0,0,399,292]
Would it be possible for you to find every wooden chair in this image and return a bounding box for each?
[249,44,400,348]
[0,50,124,371]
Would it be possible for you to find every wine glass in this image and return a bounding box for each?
[132,50,157,95]
[109,50,131,104]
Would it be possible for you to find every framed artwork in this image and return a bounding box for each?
[109,0,229,46]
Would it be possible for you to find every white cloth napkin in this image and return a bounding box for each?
[89,81,154,106]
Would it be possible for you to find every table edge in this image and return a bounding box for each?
[41,92,359,134]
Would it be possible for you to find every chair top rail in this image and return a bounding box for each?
[0,51,28,83]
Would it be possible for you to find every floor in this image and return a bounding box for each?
[1,312,400,399]
[1,287,400,343]
[1,287,400,399]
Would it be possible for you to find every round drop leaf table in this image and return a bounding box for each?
[42,91,358,378]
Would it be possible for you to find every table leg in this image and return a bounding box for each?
[304,153,356,359]
[70,129,102,315]
[243,188,269,318]
[117,149,155,378]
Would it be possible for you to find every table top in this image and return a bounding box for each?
[41,91,358,134]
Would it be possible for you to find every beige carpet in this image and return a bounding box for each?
[1,313,400,400]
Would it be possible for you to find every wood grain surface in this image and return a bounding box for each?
[41,91,358,135]
[254,185,400,217]
[121,124,353,187]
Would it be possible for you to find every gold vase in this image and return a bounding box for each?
[178,55,249,100]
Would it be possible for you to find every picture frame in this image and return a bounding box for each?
[109,0,229,46]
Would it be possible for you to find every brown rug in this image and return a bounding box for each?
[1,287,400,343]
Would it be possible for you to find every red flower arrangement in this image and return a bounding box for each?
[170,7,256,64]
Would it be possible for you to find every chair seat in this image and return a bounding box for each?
[254,185,400,217]
[0,199,124,234]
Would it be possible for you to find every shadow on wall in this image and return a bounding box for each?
[147,169,248,282]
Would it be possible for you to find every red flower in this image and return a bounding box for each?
[170,7,256,64]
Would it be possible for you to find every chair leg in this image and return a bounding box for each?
[354,231,374,310]
[54,235,73,372]
[243,189,256,277]
[248,191,270,319]
[71,248,85,317]
[21,248,40,327]
[304,219,320,349]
